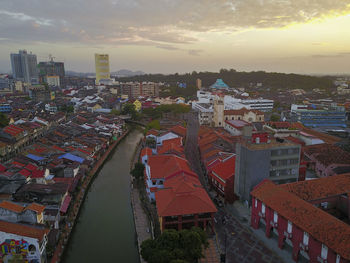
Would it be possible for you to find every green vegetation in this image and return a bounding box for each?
[131,162,145,180]
[144,119,161,135]
[270,114,280,122]
[143,104,191,119]
[141,227,208,263]
[145,137,157,148]
[122,103,140,120]
[61,105,74,113]
[0,113,9,128]
[116,69,335,98]
[110,109,121,115]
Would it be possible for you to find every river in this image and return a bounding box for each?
[63,129,143,263]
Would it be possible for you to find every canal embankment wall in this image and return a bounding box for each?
[51,129,130,263]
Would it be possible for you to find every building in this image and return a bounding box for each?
[225,96,274,112]
[251,174,350,263]
[263,122,300,138]
[224,120,253,136]
[37,58,65,86]
[10,50,39,84]
[0,104,12,113]
[156,175,217,232]
[192,102,214,125]
[0,220,49,262]
[29,86,51,102]
[235,134,301,202]
[303,144,350,178]
[196,78,202,89]
[213,97,225,127]
[224,108,264,123]
[208,154,236,203]
[291,104,346,128]
[141,82,160,97]
[210,79,230,90]
[0,75,10,91]
[45,76,60,87]
[95,54,110,85]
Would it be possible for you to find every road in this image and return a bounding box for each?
[185,111,283,263]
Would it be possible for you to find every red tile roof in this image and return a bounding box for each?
[170,125,187,138]
[304,144,350,167]
[19,169,31,177]
[0,201,24,213]
[146,129,159,137]
[162,137,182,146]
[3,125,24,137]
[281,173,350,201]
[0,164,6,172]
[25,203,45,214]
[211,155,236,182]
[0,220,49,241]
[251,175,350,260]
[155,175,217,217]
[268,122,291,129]
[225,120,250,129]
[141,147,153,158]
[148,155,195,179]
[224,107,264,116]
[157,143,184,157]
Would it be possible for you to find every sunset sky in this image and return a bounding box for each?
[1,0,350,74]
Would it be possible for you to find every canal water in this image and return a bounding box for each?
[63,130,143,263]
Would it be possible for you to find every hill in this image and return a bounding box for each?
[115,69,335,92]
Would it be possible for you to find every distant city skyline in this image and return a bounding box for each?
[1,1,350,75]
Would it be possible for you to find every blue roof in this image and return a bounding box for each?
[59,153,84,164]
[26,154,44,161]
[210,79,230,89]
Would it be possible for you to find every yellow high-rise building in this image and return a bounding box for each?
[95,54,110,85]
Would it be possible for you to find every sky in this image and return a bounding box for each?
[1,0,350,74]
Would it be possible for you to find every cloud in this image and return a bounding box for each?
[311,52,350,58]
[0,0,350,49]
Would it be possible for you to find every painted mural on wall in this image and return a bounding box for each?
[0,239,39,263]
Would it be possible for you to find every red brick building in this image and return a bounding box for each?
[208,154,236,203]
[251,174,350,262]
[155,174,217,232]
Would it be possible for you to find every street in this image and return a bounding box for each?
[185,111,283,263]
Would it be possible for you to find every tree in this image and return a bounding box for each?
[131,162,145,180]
[110,109,121,115]
[141,227,208,263]
[0,113,9,128]
[270,114,280,122]
[146,120,161,130]
[122,103,138,119]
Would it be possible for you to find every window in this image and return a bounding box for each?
[287,220,292,233]
[336,254,340,263]
[261,203,265,214]
[29,244,36,254]
[273,211,278,223]
[255,199,257,208]
[321,244,328,259]
[303,232,309,245]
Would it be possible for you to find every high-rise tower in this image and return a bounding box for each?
[95,54,110,85]
[10,50,39,84]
